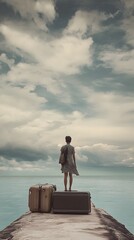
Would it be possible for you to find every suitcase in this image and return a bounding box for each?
[29,183,56,213]
[52,191,91,214]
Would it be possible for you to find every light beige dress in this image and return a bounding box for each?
[60,144,79,175]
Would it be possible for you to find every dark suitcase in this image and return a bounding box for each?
[29,183,56,213]
[52,191,91,214]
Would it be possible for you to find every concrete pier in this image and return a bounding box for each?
[0,203,134,240]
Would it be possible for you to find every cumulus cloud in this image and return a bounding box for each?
[119,0,134,47]
[121,0,134,13]
[0,84,46,149]
[80,86,134,124]
[0,79,75,152]
[0,157,58,175]
[64,10,113,37]
[96,0,134,74]
[99,48,134,75]
[121,16,134,47]
[76,144,134,167]
[0,75,134,170]
[0,53,15,68]
[0,23,93,75]
[1,0,56,30]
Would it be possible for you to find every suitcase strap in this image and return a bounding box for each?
[38,185,42,212]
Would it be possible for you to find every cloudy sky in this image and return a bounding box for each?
[0,0,134,176]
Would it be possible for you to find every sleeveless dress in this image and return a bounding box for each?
[60,144,79,175]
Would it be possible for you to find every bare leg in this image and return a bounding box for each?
[64,172,68,191]
[69,173,73,191]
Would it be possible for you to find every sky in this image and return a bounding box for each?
[0,0,134,176]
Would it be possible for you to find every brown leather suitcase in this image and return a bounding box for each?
[29,184,56,213]
[52,191,91,214]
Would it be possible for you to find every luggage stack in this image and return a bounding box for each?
[28,183,56,213]
[28,183,91,214]
[52,191,91,214]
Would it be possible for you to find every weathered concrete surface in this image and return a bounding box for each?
[0,204,134,240]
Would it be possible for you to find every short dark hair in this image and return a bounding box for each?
[65,136,72,143]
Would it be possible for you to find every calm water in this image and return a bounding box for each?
[0,171,134,234]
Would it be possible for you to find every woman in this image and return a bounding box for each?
[60,136,79,191]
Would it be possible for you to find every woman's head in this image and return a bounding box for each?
[65,136,72,143]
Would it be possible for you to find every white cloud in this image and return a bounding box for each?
[80,86,134,124]
[0,53,15,68]
[119,0,134,47]
[0,157,57,173]
[121,0,134,13]
[121,16,134,47]
[35,0,56,22]
[0,24,45,61]
[64,10,112,37]
[0,82,75,151]
[2,0,56,30]
[54,88,134,147]
[0,61,79,103]
[99,48,134,75]
[1,79,134,152]
[76,144,134,167]
[0,23,93,75]
[46,35,93,74]
[0,83,46,148]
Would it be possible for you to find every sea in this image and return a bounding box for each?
[0,167,134,234]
